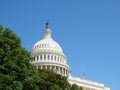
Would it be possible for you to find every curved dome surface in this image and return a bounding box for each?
[32,38,63,53]
[32,28,63,53]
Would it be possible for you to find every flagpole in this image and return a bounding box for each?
[81,66,83,78]
[81,65,87,79]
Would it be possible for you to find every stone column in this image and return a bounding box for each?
[49,54,51,61]
[50,65,52,70]
[45,65,47,69]
[62,68,64,75]
[39,55,40,61]
[64,69,66,76]
[54,66,56,72]
[42,55,44,60]
[58,67,60,74]
[41,65,43,69]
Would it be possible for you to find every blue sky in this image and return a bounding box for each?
[0,0,120,90]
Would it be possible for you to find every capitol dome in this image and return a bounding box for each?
[32,28,63,54]
[31,22,70,77]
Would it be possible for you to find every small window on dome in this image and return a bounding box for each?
[51,55,53,60]
[33,57,36,61]
[48,55,50,60]
[57,57,59,62]
[44,55,46,60]
[33,57,35,61]
[60,58,62,63]
[54,56,56,61]
[40,55,42,60]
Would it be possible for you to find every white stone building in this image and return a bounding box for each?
[30,22,110,90]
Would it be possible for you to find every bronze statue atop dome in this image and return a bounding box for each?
[46,21,49,28]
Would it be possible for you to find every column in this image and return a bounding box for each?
[54,66,56,72]
[64,69,66,76]
[60,68,62,75]
[62,68,64,75]
[66,70,68,76]
[42,55,44,60]
[50,65,52,70]
[41,65,43,69]
[58,67,60,74]
[49,54,51,61]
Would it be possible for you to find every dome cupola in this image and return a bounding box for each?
[44,21,51,38]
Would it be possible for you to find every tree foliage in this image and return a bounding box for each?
[37,69,71,90]
[0,25,40,90]
[70,84,83,90]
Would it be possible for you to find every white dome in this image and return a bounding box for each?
[32,28,63,54]
[31,23,70,77]
[32,38,63,53]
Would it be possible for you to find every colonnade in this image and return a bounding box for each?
[36,65,69,77]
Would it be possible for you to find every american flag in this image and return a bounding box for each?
[82,73,87,79]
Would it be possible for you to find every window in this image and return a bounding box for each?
[34,57,35,61]
[48,55,49,60]
[44,55,46,60]
[58,57,59,61]
[40,55,42,60]
[37,56,39,60]
[51,55,53,60]
[54,56,56,61]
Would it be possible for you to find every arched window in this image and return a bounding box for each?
[37,56,39,60]
[60,58,62,63]
[54,56,56,61]
[34,57,35,61]
[40,55,42,60]
[51,55,53,60]
[44,55,46,60]
[57,57,59,61]
[48,55,49,60]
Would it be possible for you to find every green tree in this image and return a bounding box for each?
[0,25,40,90]
[79,87,83,90]
[70,84,83,90]
[37,69,71,90]
[70,84,79,90]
